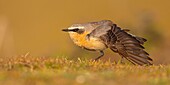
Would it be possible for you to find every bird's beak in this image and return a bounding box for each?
[62,29,72,32]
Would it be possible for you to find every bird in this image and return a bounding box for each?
[62,20,153,65]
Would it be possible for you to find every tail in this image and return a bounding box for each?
[110,25,153,65]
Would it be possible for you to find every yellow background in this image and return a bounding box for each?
[0,0,170,64]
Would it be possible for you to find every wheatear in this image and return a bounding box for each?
[62,20,153,65]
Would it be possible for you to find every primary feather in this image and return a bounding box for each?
[112,25,152,65]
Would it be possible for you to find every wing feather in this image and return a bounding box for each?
[109,25,153,65]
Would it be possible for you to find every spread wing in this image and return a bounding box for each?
[110,25,153,65]
[88,23,152,65]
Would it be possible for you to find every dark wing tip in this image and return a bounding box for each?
[135,36,147,44]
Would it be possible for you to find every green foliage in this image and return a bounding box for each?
[0,56,170,85]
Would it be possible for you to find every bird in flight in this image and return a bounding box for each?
[62,20,153,65]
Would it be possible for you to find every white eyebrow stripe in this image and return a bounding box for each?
[68,26,84,29]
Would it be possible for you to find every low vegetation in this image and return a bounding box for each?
[0,55,169,85]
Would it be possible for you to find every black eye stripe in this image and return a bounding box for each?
[70,28,84,34]
[72,28,79,32]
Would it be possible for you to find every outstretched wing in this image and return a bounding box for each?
[88,21,152,65]
[110,25,153,65]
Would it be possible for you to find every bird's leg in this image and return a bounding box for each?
[120,56,125,63]
[94,51,104,61]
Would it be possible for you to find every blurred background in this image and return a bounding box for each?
[0,0,169,64]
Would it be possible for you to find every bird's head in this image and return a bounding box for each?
[62,24,86,34]
[62,24,91,44]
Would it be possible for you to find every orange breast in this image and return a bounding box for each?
[69,32,106,50]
